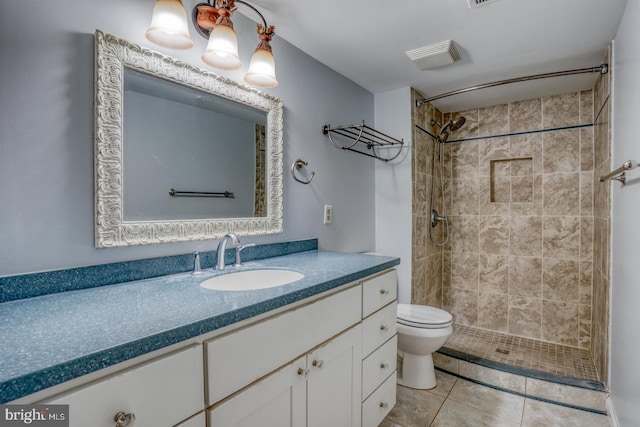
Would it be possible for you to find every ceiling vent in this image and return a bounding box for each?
[467,0,502,8]
[467,0,498,9]
[406,40,460,71]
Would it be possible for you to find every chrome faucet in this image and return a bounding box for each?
[215,233,240,271]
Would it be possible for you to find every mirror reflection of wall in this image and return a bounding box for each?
[122,68,267,220]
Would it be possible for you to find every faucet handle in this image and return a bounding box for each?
[235,243,256,267]
[191,251,204,275]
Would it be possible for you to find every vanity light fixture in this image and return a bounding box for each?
[145,0,278,88]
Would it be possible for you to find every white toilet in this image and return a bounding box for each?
[396,303,453,389]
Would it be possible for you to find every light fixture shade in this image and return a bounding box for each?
[244,49,278,88]
[145,0,194,50]
[201,25,242,70]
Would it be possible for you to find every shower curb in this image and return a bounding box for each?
[435,348,609,414]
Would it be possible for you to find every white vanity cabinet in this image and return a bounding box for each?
[205,284,362,426]
[45,345,204,427]
[360,270,398,427]
[208,325,362,427]
[30,268,398,427]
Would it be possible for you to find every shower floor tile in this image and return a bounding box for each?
[442,324,600,383]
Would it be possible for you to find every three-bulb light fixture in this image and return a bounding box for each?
[145,0,278,88]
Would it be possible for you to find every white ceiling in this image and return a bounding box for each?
[252,0,628,113]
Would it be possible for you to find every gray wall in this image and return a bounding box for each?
[610,1,640,425]
[0,0,375,276]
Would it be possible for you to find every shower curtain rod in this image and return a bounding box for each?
[416,63,608,108]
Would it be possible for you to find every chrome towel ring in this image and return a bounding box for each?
[291,159,315,184]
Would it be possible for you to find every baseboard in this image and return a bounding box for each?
[606,397,620,427]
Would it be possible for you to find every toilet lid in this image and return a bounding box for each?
[397,304,452,328]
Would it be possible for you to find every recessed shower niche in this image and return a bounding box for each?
[489,157,534,203]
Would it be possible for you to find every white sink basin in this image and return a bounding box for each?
[199,269,305,291]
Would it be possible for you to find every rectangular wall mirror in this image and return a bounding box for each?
[94,30,283,248]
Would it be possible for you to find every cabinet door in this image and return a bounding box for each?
[307,325,362,427]
[45,345,203,427]
[207,356,306,427]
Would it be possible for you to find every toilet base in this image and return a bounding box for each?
[397,351,437,390]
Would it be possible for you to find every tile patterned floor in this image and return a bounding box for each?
[442,324,600,382]
[381,371,609,427]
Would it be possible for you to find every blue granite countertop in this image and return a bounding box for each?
[0,250,399,403]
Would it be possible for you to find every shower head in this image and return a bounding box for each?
[449,116,466,132]
[430,116,466,142]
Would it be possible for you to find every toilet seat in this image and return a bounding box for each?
[397,303,452,329]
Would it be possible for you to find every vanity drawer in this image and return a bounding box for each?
[362,302,397,356]
[362,335,397,400]
[362,371,397,427]
[362,269,397,317]
[46,345,203,427]
[206,284,361,405]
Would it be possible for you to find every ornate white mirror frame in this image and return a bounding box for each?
[94,30,283,248]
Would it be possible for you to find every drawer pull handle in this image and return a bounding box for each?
[297,368,309,377]
[379,401,389,409]
[312,359,324,369]
[380,324,389,332]
[380,362,389,369]
[114,411,135,427]
[379,289,389,296]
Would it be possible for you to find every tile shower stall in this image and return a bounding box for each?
[411,48,611,385]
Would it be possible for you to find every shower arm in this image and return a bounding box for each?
[416,63,608,108]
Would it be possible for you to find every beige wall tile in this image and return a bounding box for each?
[509,256,542,297]
[479,254,509,294]
[580,127,594,171]
[510,216,542,256]
[543,92,580,128]
[508,296,542,339]
[542,258,580,302]
[451,252,478,290]
[479,104,509,137]
[579,261,593,306]
[479,137,510,176]
[580,89,594,125]
[450,288,479,326]
[543,216,581,260]
[479,215,510,255]
[451,141,479,178]
[438,87,604,350]
[543,129,580,173]
[451,177,479,215]
[580,171,594,216]
[509,98,542,132]
[542,173,580,216]
[478,292,508,332]
[542,300,579,346]
[511,133,543,174]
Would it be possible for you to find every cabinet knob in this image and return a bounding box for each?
[297,368,309,377]
[379,289,389,296]
[379,401,389,409]
[312,359,324,369]
[114,411,135,427]
[380,324,389,332]
[380,362,389,369]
